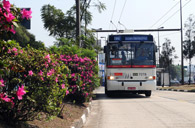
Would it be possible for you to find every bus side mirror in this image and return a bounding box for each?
[155,45,158,52]
[104,46,107,53]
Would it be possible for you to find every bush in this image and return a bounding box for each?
[0,40,69,122]
[60,54,100,103]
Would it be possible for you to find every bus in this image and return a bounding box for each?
[104,34,157,97]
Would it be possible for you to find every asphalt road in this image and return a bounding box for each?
[83,87,195,128]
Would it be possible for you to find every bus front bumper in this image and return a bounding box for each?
[107,80,156,91]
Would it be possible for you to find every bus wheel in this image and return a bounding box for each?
[145,91,151,97]
[105,85,112,96]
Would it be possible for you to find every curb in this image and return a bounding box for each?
[156,88,192,92]
[71,102,92,128]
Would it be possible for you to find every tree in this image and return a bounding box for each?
[170,65,181,81]
[41,5,76,38]
[159,38,177,86]
[41,1,106,46]
[183,14,195,85]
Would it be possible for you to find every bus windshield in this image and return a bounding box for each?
[108,43,155,66]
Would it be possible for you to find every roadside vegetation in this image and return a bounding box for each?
[158,84,195,92]
[0,0,105,127]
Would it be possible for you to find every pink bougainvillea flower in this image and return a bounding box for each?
[66,90,69,95]
[20,50,23,54]
[61,84,65,89]
[28,70,33,76]
[55,77,58,83]
[0,79,5,87]
[16,85,26,100]
[3,0,11,12]
[14,52,18,56]
[2,95,11,102]
[1,94,15,108]
[71,73,75,77]
[7,49,11,53]
[21,9,32,20]
[12,47,17,52]
[44,54,51,63]
[85,93,89,97]
[9,25,16,34]
[4,12,15,22]
[47,69,55,76]
[41,77,44,81]
[38,70,43,76]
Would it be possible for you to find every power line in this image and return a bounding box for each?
[118,0,127,22]
[158,0,192,28]
[109,0,117,29]
[150,1,180,28]
[117,0,127,29]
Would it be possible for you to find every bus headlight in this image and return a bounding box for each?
[147,76,156,80]
[108,76,115,80]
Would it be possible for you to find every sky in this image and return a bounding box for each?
[8,0,195,65]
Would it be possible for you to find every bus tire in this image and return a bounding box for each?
[145,91,151,97]
[105,82,112,96]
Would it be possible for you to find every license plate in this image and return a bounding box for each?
[128,87,136,90]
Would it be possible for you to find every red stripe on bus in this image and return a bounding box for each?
[112,58,122,60]
[114,73,123,76]
[132,65,156,68]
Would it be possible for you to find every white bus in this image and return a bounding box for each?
[104,34,157,97]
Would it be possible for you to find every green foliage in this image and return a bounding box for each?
[1,24,45,50]
[41,1,106,39]
[0,40,69,121]
[49,37,98,59]
[159,38,177,72]
[80,48,97,60]
[170,65,181,80]
[41,4,76,38]
[183,14,195,60]
[183,14,195,85]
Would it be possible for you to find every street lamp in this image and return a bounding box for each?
[158,26,164,68]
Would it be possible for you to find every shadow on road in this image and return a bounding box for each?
[93,93,146,100]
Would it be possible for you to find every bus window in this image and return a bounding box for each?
[133,43,155,65]
[108,43,132,65]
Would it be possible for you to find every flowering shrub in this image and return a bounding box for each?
[0,0,32,35]
[0,0,100,124]
[0,40,69,121]
[60,54,99,103]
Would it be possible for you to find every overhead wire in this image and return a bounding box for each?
[117,0,127,29]
[150,1,180,28]
[109,0,117,30]
[158,0,192,28]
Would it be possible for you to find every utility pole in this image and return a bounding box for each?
[180,0,184,85]
[158,27,164,67]
[76,0,81,47]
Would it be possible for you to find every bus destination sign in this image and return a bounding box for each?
[109,35,153,42]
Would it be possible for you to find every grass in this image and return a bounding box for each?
[158,84,195,92]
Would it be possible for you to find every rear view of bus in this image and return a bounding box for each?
[104,34,156,97]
